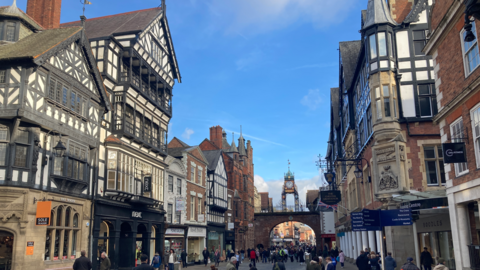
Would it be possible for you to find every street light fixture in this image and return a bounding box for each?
[53,135,66,157]
[354,166,363,179]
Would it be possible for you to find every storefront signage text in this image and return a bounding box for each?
[144,176,152,192]
[132,211,143,219]
[35,201,52,226]
[352,209,412,231]
[166,228,185,235]
[320,190,341,205]
[188,227,206,237]
[442,143,467,163]
[26,241,34,255]
[60,198,76,203]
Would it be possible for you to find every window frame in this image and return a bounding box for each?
[461,21,480,76]
[167,203,173,223]
[168,175,173,192]
[470,103,480,169]
[423,145,446,186]
[450,117,469,177]
[417,84,437,118]
[190,195,195,220]
[412,30,427,56]
[13,129,30,168]
[176,178,181,195]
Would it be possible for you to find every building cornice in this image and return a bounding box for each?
[424,1,463,55]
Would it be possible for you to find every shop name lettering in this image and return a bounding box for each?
[422,220,442,228]
[191,227,205,233]
[132,211,142,218]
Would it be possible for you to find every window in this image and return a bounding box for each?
[175,211,181,224]
[424,146,446,185]
[14,130,29,167]
[375,87,382,120]
[462,21,480,75]
[369,34,377,59]
[243,176,247,191]
[190,196,195,220]
[244,201,247,220]
[418,84,437,117]
[167,204,173,223]
[378,32,387,57]
[6,22,15,42]
[176,178,181,195]
[197,167,201,184]
[413,30,427,56]
[470,104,480,168]
[168,175,173,192]
[198,197,202,217]
[191,166,195,182]
[451,118,468,176]
[383,85,391,117]
[228,197,232,209]
[0,70,5,83]
[0,126,8,166]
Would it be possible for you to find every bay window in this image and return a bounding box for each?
[378,32,387,57]
[14,129,29,167]
[369,34,377,59]
[0,125,8,166]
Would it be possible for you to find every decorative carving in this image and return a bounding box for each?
[378,165,399,191]
[376,147,396,163]
[32,134,41,174]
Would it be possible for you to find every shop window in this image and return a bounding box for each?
[73,214,78,228]
[451,118,468,176]
[176,178,181,195]
[45,229,53,260]
[413,30,427,56]
[190,196,195,220]
[167,204,173,223]
[462,21,480,75]
[168,175,173,192]
[56,206,63,226]
[418,84,437,118]
[65,207,71,227]
[424,146,446,185]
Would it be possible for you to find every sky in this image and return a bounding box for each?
[8,0,368,205]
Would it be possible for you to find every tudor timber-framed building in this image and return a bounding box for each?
[62,2,182,269]
[326,0,452,266]
[0,0,110,269]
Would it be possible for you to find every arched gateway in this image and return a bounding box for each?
[254,212,322,249]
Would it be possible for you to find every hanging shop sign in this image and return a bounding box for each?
[228,223,234,230]
[26,241,34,255]
[35,201,52,226]
[226,231,235,240]
[143,176,152,192]
[320,190,341,205]
[198,214,205,222]
[442,143,467,163]
[176,198,185,211]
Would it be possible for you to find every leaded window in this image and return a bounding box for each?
[0,70,5,83]
[0,125,7,166]
[14,129,29,167]
[6,22,15,42]
[413,30,427,56]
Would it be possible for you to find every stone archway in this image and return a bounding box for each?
[254,212,322,249]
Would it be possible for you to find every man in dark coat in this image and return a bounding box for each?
[181,249,187,268]
[73,250,92,270]
[420,247,433,270]
[202,247,210,267]
[402,257,420,270]
[356,251,369,270]
[134,254,155,270]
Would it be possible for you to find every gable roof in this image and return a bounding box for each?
[202,150,223,171]
[363,0,397,29]
[403,0,428,24]
[0,5,43,30]
[167,146,189,158]
[339,41,362,91]
[60,8,161,39]
[169,137,190,148]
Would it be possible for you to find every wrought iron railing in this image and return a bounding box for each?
[468,245,480,270]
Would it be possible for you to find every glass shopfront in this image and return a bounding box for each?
[164,228,185,262]
[207,231,223,253]
[416,214,454,269]
[187,226,206,264]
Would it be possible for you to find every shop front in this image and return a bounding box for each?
[321,234,336,249]
[225,231,235,253]
[207,225,225,261]
[186,226,207,264]
[92,199,164,270]
[164,227,186,262]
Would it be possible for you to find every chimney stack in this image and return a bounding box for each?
[27,0,62,29]
[388,0,414,24]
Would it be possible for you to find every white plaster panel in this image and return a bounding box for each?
[416,71,429,80]
[415,60,427,68]
[396,31,410,58]
[398,61,411,69]
[22,171,28,182]
[12,170,18,181]
[412,10,428,25]
[400,85,416,117]
[380,60,388,68]
[0,169,5,181]
[400,72,412,81]
[371,62,378,71]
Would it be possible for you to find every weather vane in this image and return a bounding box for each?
[80,0,92,16]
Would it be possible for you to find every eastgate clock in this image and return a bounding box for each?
[286,181,293,188]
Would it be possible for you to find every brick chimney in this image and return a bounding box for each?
[209,125,223,149]
[389,0,414,24]
[27,0,62,29]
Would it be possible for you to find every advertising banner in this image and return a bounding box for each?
[176,198,185,211]
[35,201,52,226]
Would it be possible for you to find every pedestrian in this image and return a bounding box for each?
[433,258,448,270]
[203,247,210,267]
[338,250,345,268]
[370,253,381,270]
[298,248,305,265]
[134,254,155,270]
[73,250,92,270]
[226,256,237,270]
[307,257,322,270]
[99,252,111,270]
[241,249,245,263]
[401,257,420,270]
[326,257,335,270]
[247,248,251,260]
[421,247,433,270]
[384,252,397,270]
[356,251,369,270]
[256,249,260,263]
[151,252,161,270]
[167,249,175,270]
[272,258,286,270]
[263,249,269,263]
[319,257,325,270]
[181,249,187,268]
[250,248,257,267]
[236,252,240,269]
[214,249,220,267]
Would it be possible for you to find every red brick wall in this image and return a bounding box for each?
[185,152,208,222]
[26,0,62,29]
[430,0,456,31]
[199,139,219,151]
[390,0,413,24]
[168,137,187,148]
[209,126,223,150]
[468,204,479,245]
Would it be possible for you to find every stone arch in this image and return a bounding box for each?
[0,227,17,270]
[253,212,322,249]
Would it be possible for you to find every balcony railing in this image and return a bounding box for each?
[468,245,480,270]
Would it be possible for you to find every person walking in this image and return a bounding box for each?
[181,249,187,268]
[214,249,220,267]
[326,257,335,270]
[384,252,397,270]
[298,248,305,265]
[433,258,448,270]
[99,252,111,270]
[226,256,237,270]
[167,249,175,270]
[203,248,210,267]
[307,257,322,270]
[134,254,155,270]
[421,248,433,270]
[236,252,240,269]
[401,257,420,270]
[151,252,161,270]
[272,256,286,270]
[369,253,381,270]
[73,250,92,270]
[256,249,260,263]
[356,251,369,270]
[250,248,256,267]
[338,250,345,268]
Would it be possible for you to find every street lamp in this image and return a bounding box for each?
[53,135,66,157]
[354,166,363,179]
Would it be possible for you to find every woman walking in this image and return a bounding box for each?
[214,249,220,267]
[369,252,380,270]
[168,249,175,270]
[339,250,345,268]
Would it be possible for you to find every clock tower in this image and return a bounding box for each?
[282,161,300,211]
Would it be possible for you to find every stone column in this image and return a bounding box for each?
[356,232,362,257]
[368,231,376,253]
[345,233,349,258]
[376,231,382,255]
[361,231,368,252]
[412,221,420,265]
[352,231,357,259]
[456,204,471,268]
[347,232,352,259]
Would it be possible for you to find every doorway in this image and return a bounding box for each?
[0,231,13,270]
[119,222,134,269]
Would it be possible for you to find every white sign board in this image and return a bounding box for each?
[166,228,185,235]
[228,223,234,230]
[176,198,185,211]
[188,226,206,237]
[321,212,335,234]
[198,214,205,222]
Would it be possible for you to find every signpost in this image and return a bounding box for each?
[380,209,412,226]
[351,209,412,230]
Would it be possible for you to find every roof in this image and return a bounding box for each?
[228,137,238,153]
[361,10,367,25]
[331,88,340,129]
[339,40,362,91]
[202,150,223,171]
[222,131,231,149]
[0,27,82,62]
[403,0,428,24]
[60,7,161,39]
[238,134,246,156]
[363,0,397,29]
[167,146,189,158]
[0,5,43,30]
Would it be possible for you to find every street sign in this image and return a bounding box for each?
[380,209,412,226]
[320,190,341,205]
[362,209,381,227]
[442,143,467,163]
[352,208,413,231]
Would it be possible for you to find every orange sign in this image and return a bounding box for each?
[35,201,51,226]
[26,241,34,255]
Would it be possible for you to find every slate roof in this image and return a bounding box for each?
[0,27,82,62]
[228,136,238,153]
[60,7,161,39]
[238,135,247,156]
[331,88,340,129]
[0,5,43,30]
[203,150,223,171]
[167,146,189,158]
[339,40,362,91]
[363,0,397,29]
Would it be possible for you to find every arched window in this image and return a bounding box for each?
[56,206,63,226]
[65,207,71,227]
[73,214,79,228]
[45,206,81,261]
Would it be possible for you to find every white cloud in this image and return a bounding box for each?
[254,175,269,192]
[181,128,195,140]
[301,89,322,110]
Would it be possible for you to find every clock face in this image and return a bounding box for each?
[286,181,293,188]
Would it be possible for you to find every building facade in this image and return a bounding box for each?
[0,0,110,269]
[424,1,480,269]
[327,0,451,266]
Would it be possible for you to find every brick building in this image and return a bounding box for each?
[424,1,480,269]
[167,137,209,264]
[199,126,255,252]
[326,0,450,266]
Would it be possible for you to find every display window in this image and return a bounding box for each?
[165,238,184,261]
[45,205,81,261]
[418,231,455,269]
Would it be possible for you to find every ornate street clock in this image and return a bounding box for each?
[282,161,300,211]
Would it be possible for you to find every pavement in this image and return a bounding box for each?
[178,259,359,270]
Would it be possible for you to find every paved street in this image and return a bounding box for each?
[179,260,359,270]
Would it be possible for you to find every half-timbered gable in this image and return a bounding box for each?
[203,150,228,225]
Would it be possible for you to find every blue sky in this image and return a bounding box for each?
[9,0,368,204]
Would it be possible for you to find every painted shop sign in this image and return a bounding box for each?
[166,228,185,235]
[188,227,206,237]
[132,211,143,219]
[320,190,341,205]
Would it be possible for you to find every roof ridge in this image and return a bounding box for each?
[33,27,82,59]
[61,7,161,25]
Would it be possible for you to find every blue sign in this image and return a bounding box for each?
[380,209,412,226]
[351,211,381,231]
[362,209,381,227]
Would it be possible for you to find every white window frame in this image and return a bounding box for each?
[450,117,469,176]
[461,21,480,76]
[190,195,195,220]
[470,103,480,168]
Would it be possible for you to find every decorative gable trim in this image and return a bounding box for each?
[403,0,428,24]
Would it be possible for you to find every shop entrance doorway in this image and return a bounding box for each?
[136,224,148,265]
[119,222,134,269]
[0,231,13,270]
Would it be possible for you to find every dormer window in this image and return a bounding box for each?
[0,21,18,42]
